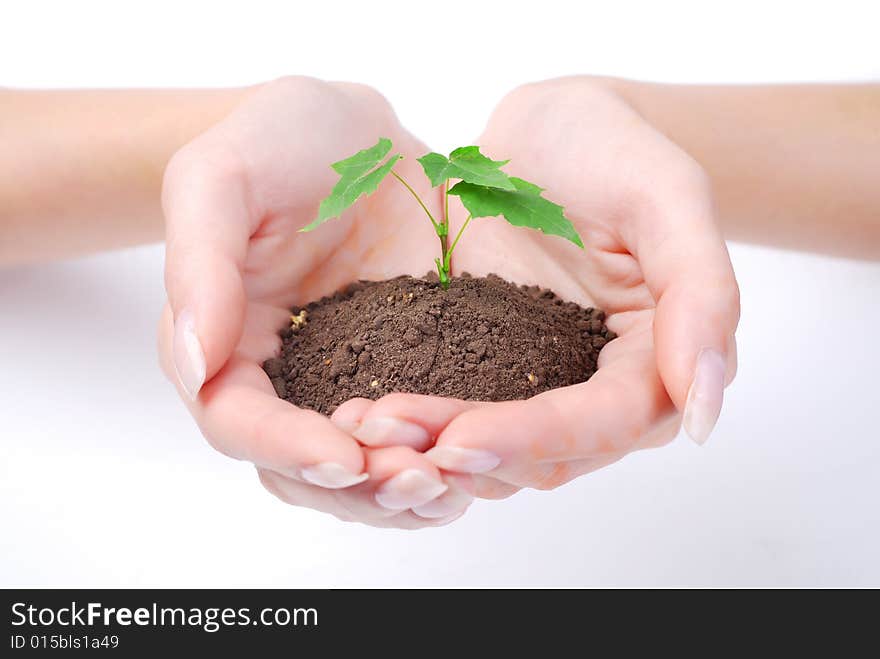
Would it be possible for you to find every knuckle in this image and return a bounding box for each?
[373,392,415,413]
[497,80,545,108]
[493,76,602,117]
[334,81,392,111]
[267,74,331,99]
[489,80,555,127]
[498,77,570,106]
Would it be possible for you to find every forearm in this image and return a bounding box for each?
[0,88,248,266]
[615,80,880,259]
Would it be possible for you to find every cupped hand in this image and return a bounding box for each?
[333,77,740,499]
[157,77,472,528]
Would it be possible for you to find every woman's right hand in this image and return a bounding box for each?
[158,76,473,528]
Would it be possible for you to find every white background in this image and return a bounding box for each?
[1,0,878,586]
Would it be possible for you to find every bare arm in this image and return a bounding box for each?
[2,82,878,266]
[0,88,247,266]
[614,80,880,259]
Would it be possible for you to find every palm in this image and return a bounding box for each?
[211,81,446,374]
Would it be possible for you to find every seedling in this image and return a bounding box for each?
[301,138,583,289]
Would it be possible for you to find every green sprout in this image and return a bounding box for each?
[301,138,583,289]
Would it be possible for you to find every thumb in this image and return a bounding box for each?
[162,143,251,399]
[633,175,740,445]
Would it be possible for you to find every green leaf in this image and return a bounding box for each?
[301,137,400,232]
[417,146,516,190]
[448,177,584,248]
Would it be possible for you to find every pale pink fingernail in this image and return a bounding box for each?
[375,469,447,510]
[353,417,431,449]
[412,486,474,519]
[426,446,501,473]
[331,415,360,434]
[301,462,369,489]
[683,348,726,446]
[725,333,738,385]
[172,309,206,400]
[428,510,466,526]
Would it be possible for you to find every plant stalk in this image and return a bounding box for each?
[435,180,451,288]
[390,170,463,290]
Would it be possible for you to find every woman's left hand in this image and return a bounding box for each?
[331,77,740,499]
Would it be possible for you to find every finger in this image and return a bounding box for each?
[294,445,450,521]
[411,472,475,519]
[335,446,474,519]
[472,476,521,500]
[157,303,175,382]
[258,468,357,521]
[336,393,479,451]
[194,357,367,487]
[472,454,629,497]
[158,300,287,382]
[628,166,740,445]
[162,138,252,400]
[632,412,682,450]
[343,446,449,514]
[259,468,456,529]
[330,397,373,434]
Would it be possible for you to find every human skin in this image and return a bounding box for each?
[2,78,878,526]
[0,88,247,265]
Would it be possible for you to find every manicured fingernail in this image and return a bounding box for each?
[375,469,448,510]
[725,333,738,385]
[683,347,726,446]
[301,462,369,489]
[172,309,206,400]
[412,486,474,519]
[429,510,466,526]
[331,415,360,434]
[353,417,431,449]
[426,446,501,473]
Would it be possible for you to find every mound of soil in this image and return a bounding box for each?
[263,273,615,415]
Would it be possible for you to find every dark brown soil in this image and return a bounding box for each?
[263,273,615,415]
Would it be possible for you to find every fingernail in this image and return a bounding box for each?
[725,333,738,385]
[428,510,466,526]
[375,469,448,510]
[331,415,360,434]
[353,417,432,449]
[301,462,369,489]
[425,446,501,473]
[683,347,726,446]
[172,309,206,400]
[412,486,474,519]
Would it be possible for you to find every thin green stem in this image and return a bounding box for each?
[439,222,449,265]
[444,214,472,270]
[391,170,439,231]
[438,179,451,280]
